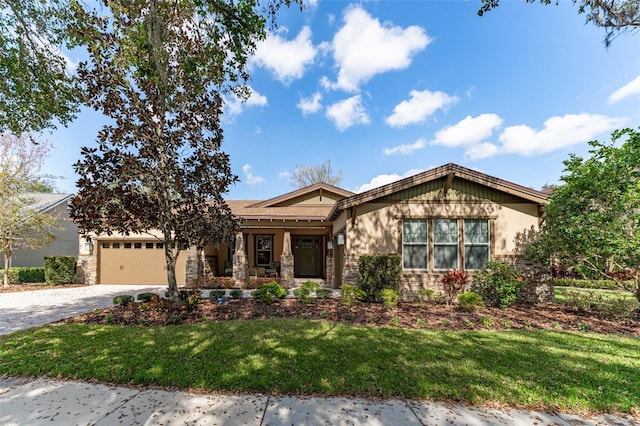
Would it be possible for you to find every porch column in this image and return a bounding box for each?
[326,251,335,288]
[280,231,294,287]
[232,231,248,288]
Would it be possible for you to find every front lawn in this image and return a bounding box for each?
[1,320,639,413]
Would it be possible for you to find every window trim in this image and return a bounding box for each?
[255,235,273,267]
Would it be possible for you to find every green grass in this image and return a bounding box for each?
[555,286,638,303]
[1,320,639,412]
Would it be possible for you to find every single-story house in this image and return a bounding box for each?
[1,193,78,267]
[75,163,550,297]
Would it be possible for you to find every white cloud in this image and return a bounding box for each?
[499,113,627,156]
[325,95,370,131]
[242,164,266,185]
[383,138,427,156]
[464,142,500,161]
[252,26,317,84]
[355,168,425,193]
[608,75,640,104]
[323,5,430,92]
[278,170,291,179]
[224,86,268,118]
[386,90,459,127]
[297,92,323,115]
[432,114,503,148]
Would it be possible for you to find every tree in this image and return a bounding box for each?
[525,128,640,301]
[69,0,300,301]
[0,0,80,133]
[478,0,640,46]
[290,159,343,188]
[0,134,58,286]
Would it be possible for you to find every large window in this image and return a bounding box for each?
[255,235,273,266]
[464,219,489,270]
[402,220,428,269]
[433,219,459,270]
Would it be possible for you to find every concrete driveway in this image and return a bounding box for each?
[0,285,165,335]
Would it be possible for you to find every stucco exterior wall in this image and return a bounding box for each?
[4,203,79,267]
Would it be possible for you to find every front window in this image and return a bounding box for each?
[402,219,428,269]
[433,219,459,270]
[464,219,489,270]
[256,235,272,266]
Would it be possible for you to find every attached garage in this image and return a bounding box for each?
[98,240,187,285]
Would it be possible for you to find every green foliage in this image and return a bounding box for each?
[440,269,468,304]
[526,128,640,302]
[474,261,523,308]
[315,288,332,299]
[381,289,399,309]
[293,281,321,303]
[1,267,45,284]
[340,284,365,307]
[178,289,203,306]
[357,255,401,302]
[554,278,621,290]
[210,290,225,299]
[43,256,76,285]
[457,291,484,311]
[137,292,155,302]
[562,290,638,319]
[113,295,134,306]
[230,289,243,299]
[253,281,286,304]
[417,289,445,304]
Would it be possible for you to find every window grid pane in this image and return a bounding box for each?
[402,219,428,270]
[464,219,490,270]
[433,219,458,244]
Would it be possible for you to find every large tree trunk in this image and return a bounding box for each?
[3,253,9,287]
[164,238,180,303]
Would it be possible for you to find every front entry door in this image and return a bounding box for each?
[293,236,323,277]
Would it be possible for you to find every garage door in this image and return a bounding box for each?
[98,241,187,285]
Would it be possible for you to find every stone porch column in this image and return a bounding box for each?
[75,237,97,285]
[232,232,248,288]
[280,231,294,287]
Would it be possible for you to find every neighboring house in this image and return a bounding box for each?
[1,193,78,267]
[76,164,549,297]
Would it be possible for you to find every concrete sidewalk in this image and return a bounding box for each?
[0,376,637,426]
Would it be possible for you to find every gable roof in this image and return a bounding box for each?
[24,193,74,213]
[248,183,354,208]
[328,163,549,220]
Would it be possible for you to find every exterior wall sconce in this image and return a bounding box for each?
[327,240,333,250]
[84,240,94,255]
[336,233,345,246]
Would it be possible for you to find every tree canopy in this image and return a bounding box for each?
[0,0,80,133]
[0,133,58,286]
[69,0,300,300]
[290,159,343,188]
[478,0,640,46]
[525,127,640,301]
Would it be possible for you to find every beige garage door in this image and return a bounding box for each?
[99,241,187,285]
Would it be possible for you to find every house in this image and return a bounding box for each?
[1,193,78,267]
[76,164,550,297]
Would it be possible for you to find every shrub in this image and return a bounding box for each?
[457,291,483,311]
[381,288,399,309]
[341,284,365,307]
[357,255,401,303]
[230,289,243,299]
[210,289,225,299]
[113,295,134,306]
[417,289,445,304]
[253,281,286,304]
[208,276,237,289]
[10,267,46,283]
[563,290,639,319]
[43,256,76,285]
[441,269,468,304]
[315,288,332,299]
[473,261,523,308]
[294,281,321,303]
[245,277,285,289]
[137,292,155,302]
[178,289,203,306]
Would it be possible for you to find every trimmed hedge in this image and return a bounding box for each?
[357,255,401,303]
[554,278,621,290]
[44,256,76,285]
[0,267,45,284]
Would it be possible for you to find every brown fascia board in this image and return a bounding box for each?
[247,182,355,208]
[327,163,550,221]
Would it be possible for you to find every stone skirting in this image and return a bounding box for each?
[326,254,334,288]
[75,254,97,285]
[341,254,359,286]
[280,254,294,288]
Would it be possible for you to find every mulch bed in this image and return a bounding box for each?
[0,283,87,293]
[64,298,640,336]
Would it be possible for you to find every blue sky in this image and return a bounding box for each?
[45,0,640,199]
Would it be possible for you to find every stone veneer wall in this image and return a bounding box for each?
[325,254,334,288]
[184,247,199,286]
[280,254,294,288]
[341,254,359,286]
[495,256,554,303]
[75,254,97,285]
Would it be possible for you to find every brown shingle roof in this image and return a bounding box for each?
[226,200,333,221]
